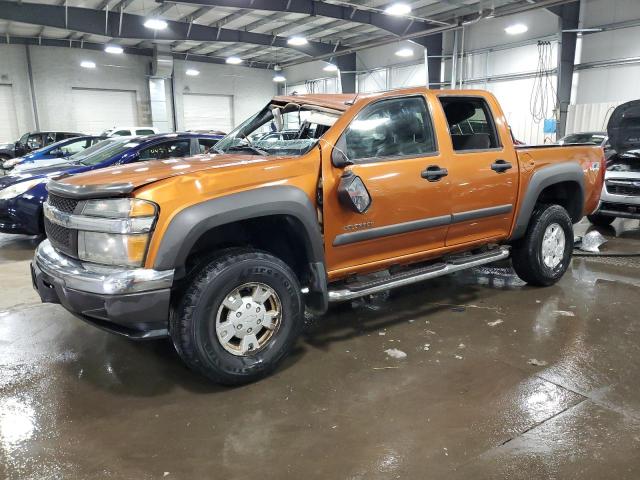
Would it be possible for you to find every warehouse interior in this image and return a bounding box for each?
[1,0,640,478]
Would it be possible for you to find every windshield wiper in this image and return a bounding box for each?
[225,145,269,156]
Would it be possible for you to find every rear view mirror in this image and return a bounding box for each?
[331,147,353,168]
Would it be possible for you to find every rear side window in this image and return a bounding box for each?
[341,96,437,162]
[138,139,191,161]
[198,138,219,153]
[136,129,155,135]
[113,130,132,136]
[439,97,500,152]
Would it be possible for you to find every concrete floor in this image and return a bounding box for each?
[1,220,640,479]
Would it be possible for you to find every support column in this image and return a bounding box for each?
[336,53,356,94]
[550,2,580,138]
[412,33,443,88]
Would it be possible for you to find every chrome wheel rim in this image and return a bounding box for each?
[541,223,566,269]
[215,282,282,356]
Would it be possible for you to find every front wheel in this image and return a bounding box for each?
[511,204,573,287]
[171,249,304,385]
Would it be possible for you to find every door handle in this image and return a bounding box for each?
[421,165,449,182]
[491,159,512,173]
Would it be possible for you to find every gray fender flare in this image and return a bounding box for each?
[153,185,328,312]
[511,162,585,240]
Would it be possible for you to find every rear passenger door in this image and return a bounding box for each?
[437,95,518,246]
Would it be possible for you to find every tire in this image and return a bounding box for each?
[170,249,304,385]
[587,213,615,227]
[511,204,574,287]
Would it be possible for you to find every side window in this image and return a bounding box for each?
[114,130,131,136]
[28,134,43,150]
[341,96,436,162]
[439,97,500,152]
[59,138,89,155]
[198,138,219,153]
[136,129,155,135]
[45,133,57,144]
[138,139,191,161]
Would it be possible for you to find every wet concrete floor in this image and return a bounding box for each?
[1,219,640,479]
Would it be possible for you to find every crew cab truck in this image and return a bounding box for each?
[32,88,604,385]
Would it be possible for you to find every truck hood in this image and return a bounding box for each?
[608,100,640,155]
[60,153,270,190]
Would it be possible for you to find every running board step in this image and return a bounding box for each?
[327,247,510,303]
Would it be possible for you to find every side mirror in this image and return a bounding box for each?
[331,147,353,168]
[337,170,371,214]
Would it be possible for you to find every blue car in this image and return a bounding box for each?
[0,133,222,235]
[1,135,106,174]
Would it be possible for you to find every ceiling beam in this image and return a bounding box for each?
[160,0,450,36]
[0,0,339,56]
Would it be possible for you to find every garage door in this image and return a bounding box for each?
[183,94,233,134]
[72,88,138,134]
[0,84,19,143]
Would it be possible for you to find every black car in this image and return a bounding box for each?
[0,131,85,160]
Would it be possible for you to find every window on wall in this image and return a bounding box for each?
[340,96,436,161]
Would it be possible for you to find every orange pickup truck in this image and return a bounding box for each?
[32,88,604,384]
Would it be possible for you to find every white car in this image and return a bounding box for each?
[100,126,159,137]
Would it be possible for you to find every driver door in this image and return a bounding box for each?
[322,94,452,276]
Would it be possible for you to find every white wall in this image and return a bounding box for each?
[172,59,276,131]
[0,44,276,138]
[0,45,37,140]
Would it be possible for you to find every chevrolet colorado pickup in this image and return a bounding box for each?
[32,88,605,384]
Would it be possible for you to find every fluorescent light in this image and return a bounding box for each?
[385,3,411,16]
[104,45,123,54]
[80,60,96,69]
[505,23,528,35]
[185,69,200,76]
[144,18,168,30]
[323,63,338,72]
[225,56,242,65]
[395,47,413,57]
[287,36,308,46]
[273,74,286,82]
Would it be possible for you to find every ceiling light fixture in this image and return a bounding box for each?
[104,45,123,54]
[384,3,412,16]
[144,18,168,30]
[186,68,200,76]
[323,63,339,72]
[395,47,413,57]
[505,23,528,35]
[80,60,96,69]
[287,36,308,46]
[226,56,243,65]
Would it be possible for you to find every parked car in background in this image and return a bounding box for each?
[0,133,219,236]
[0,131,85,160]
[1,135,105,174]
[31,89,604,384]
[100,126,159,137]
[588,100,640,226]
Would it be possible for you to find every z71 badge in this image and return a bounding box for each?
[344,221,374,232]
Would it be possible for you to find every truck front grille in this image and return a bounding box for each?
[48,194,79,214]
[44,214,77,258]
[606,180,640,196]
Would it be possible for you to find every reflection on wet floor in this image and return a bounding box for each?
[0,218,640,479]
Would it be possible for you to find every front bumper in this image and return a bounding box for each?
[594,176,640,219]
[32,240,174,339]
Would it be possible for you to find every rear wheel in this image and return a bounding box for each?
[171,249,304,385]
[587,213,615,227]
[511,204,573,286]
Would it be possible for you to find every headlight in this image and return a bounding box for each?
[75,198,158,267]
[0,178,45,200]
[3,157,24,169]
